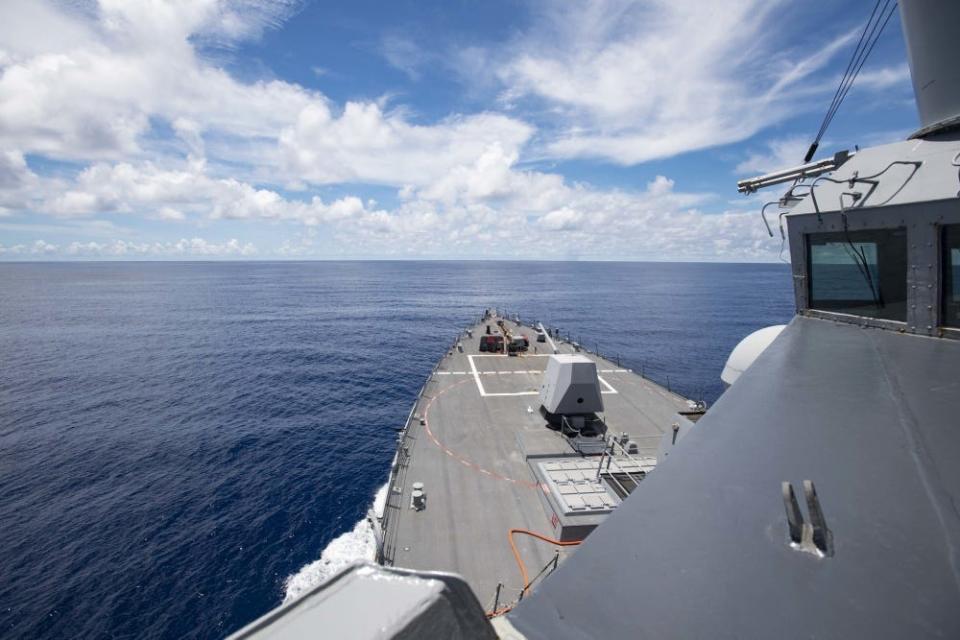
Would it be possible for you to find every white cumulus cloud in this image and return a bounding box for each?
[0,0,849,261]
[280,102,533,187]
[41,159,378,225]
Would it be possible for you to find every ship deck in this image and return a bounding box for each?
[378,314,693,613]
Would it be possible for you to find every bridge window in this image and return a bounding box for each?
[944,225,960,328]
[807,228,907,321]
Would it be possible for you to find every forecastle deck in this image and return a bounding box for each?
[376,312,696,614]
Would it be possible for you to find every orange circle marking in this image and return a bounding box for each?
[422,379,540,489]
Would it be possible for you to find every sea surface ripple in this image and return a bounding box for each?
[0,261,793,639]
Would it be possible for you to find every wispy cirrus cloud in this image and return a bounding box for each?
[735,136,811,176]
[486,0,903,165]
[380,34,428,81]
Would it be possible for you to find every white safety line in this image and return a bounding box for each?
[482,390,540,397]
[470,353,551,357]
[538,323,558,353]
[482,387,618,397]
[467,354,619,397]
[444,368,624,376]
[467,355,486,396]
[598,376,619,395]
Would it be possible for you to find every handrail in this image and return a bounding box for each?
[761,201,779,237]
[378,372,432,564]
[601,436,657,492]
[523,551,560,596]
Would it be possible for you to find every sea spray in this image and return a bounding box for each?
[282,483,388,603]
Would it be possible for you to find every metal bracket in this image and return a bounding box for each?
[782,480,833,557]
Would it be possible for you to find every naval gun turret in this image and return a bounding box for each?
[538,354,605,437]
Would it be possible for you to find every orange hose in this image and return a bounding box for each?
[487,529,583,617]
[509,528,582,597]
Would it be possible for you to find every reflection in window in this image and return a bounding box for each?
[807,228,907,321]
[944,225,960,328]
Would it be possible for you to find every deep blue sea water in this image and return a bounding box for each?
[0,261,793,639]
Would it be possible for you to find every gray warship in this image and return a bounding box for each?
[229,2,960,638]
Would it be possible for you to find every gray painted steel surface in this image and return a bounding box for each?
[227,564,496,640]
[218,5,960,638]
[380,316,690,611]
[900,0,960,134]
[539,354,604,415]
[509,316,960,639]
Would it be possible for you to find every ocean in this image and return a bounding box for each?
[0,261,794,639]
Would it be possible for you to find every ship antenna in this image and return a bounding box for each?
[803,1,898,163]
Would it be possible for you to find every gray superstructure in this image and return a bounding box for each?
[509,2,960,637]
[229,2,960,638]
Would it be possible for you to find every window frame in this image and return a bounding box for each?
[941,223,960,330]
[786,198,960,339]
[806,227,909,322]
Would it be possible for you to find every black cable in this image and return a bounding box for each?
[803,0,897,163]
[817,1,891,142]
[816,1,889,137]
[841,215,882,308]
[813,0,883,144]
[820,2,897,138]
[806,2,888,161]
[803,0,882,162]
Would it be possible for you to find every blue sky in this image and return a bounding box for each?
[0,0,917,261]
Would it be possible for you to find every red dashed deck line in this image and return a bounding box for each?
[421,379,541,489]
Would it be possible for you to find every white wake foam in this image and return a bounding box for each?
[282,484,386,604]
[371,482,388,519]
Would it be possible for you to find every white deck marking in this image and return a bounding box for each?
[467,355,487,396]
[483,390,540,397]
[598,376,619,395]
[471,353,551,357]
[538,323,558,353]
[467,354,619,397]
[446,369,624,376]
